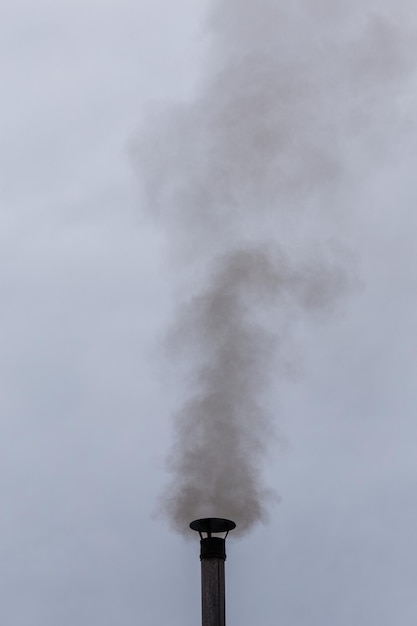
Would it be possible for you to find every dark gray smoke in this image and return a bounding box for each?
[135,0,416,535]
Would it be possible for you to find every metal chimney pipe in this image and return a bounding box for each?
[190,518,236,626]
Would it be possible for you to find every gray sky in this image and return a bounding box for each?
[1,1,417,625]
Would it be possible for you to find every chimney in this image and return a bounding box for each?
[190,518,236,626]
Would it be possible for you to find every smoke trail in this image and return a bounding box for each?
[135,1,417,535]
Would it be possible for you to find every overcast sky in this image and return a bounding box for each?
[1,1,417,625]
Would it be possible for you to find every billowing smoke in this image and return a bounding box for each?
[135,0,417,535]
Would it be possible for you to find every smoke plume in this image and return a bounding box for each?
[135,0,417,535]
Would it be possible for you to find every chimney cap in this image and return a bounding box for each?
[190,518,236,535]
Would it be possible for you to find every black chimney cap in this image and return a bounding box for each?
[190,518,236,535]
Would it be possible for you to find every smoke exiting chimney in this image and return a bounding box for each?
[190,518,236,626]
[135,1,417,536]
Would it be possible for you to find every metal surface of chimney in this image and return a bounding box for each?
[190,518,236,626]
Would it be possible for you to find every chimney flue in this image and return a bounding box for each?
[190,518,236,626]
